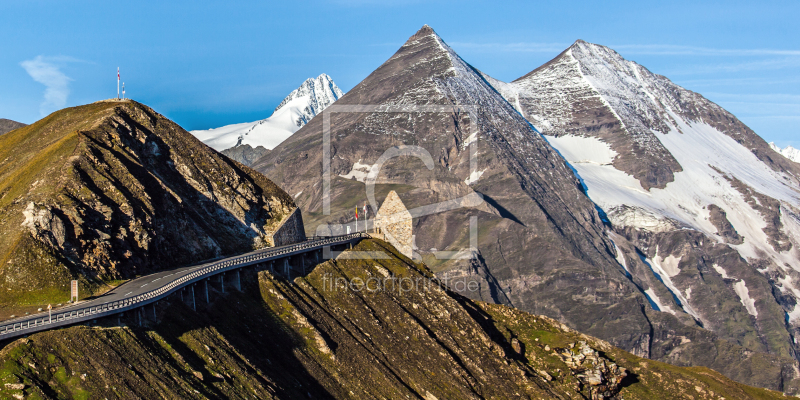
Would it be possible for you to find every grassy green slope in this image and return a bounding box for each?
[0,240,786,399]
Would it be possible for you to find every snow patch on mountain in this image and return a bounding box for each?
[464,168,486,185]
[644,288,674,314]
[733,280,758,317]
[544,121,800,264]
[770,142,800,163]
[339,161,378,183]
[641,251,701,320]
[192,74,343,151]
[713,264,731,279]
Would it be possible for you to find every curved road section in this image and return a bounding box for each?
[0,233,365,341]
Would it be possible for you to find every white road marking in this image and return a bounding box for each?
[124,292,132,296]
[140,284,147,288]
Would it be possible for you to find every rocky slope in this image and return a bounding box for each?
[0,100,299,311]
[0,240,787,399]
[0,119,26,135]
[485,40,800,391]
[192,74,343,165]
[251,26,800,392]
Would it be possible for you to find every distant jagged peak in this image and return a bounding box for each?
[770,142,800,163]
[273,73,344,122]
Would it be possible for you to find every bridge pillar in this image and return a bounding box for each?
[219,274,225,294]
[191,285,196,311]
[236,269,242,291]
[153,303,157,323]
[284,258,290,279]
[270,261,274,274]
[301,253,306,275]
[204,280,210,304]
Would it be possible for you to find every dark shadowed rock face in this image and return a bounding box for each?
[0,100,298,307]
[0,119,26,135]
[251,26,800,392]
[0,240,790,399]
[220,143,269,166]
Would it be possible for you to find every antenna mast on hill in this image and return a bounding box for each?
[122,82,125,100]
[117,67,120,100]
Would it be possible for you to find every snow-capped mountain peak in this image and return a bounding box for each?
[483,41,800,376]
[770,142,800,163]
[273,73,344,128]
[191,74,343,153]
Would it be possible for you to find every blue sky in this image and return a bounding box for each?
[1,0,798,147]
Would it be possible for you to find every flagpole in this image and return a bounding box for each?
[117,68,120,99]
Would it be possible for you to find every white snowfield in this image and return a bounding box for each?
[770,142,800,164]
[191,74,343,152]
[485,40,800,323]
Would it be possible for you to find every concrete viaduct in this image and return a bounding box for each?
[0,233,367,341]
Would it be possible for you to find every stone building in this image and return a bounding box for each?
[271,207,307,246]
[374,191,413,259]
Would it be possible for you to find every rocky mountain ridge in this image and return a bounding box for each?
[0,100,299,310]
[0,119,26,135]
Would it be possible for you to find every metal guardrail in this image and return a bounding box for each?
[0,233,366,340]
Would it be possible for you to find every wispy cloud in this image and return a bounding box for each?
[609,44,800,57]
[447,41,800,58]
[677,76,800,87]
[20,55,81,116]
[662,57,800,76]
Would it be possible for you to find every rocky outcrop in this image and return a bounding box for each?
[558,341,627,399]
[220,143,269,166]
[708,204,744,244]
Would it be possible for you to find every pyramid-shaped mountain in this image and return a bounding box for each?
[254,25,622,311]
[251,26,800,391]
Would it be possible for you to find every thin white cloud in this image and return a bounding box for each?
[609,44,800,56]
[448,41,800,58]
[662,58,800,76]
[20,55,78,116]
